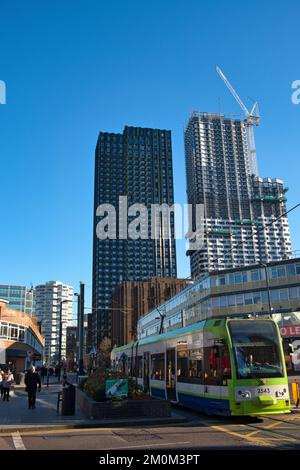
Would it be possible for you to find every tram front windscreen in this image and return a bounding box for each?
[228,320,284,379]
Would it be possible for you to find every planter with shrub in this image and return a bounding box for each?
[76,370,171,420]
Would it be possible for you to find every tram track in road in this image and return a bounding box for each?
[210,413,300,449]
[258,412,300,427]
[170,405,300,449]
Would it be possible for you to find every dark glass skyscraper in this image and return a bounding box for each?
[92,126,177,347]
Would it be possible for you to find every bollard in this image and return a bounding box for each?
[292,380,300,407]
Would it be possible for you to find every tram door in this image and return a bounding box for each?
[166,349,177,401]
[143,352,150,393]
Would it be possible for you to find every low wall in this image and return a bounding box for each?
[76,388,171,420]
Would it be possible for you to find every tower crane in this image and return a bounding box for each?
[216,66,259,176]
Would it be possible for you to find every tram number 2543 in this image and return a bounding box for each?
[256,388,271,395]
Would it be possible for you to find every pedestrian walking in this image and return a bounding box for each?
[62,368,67,386]
[40,365,46,382]
[25,366,41,409]
[2,369,14,401]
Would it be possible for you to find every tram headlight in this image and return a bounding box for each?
[241,391,251,399]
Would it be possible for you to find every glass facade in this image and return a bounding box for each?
[138,259,300,339]
[92,126,177,346]
[0,285,34,315]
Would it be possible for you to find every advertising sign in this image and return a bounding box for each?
[280,325,300,337]
[105,379,128,399]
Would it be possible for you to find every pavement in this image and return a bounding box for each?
[0,376,187,433]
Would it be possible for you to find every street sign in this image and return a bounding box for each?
[105,379,128,399]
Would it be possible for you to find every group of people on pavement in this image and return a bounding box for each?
[40,364,62,381]
[0,363,70,410]
[0,368,14,401]
[0,365,41,409]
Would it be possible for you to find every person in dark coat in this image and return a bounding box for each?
[40,365,46,381]
[25,366,41,409]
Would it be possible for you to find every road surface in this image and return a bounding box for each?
[1,406,300,450]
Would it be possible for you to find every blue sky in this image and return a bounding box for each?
[0,0,299,305]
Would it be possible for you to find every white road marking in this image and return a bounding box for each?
[12,432,26,450]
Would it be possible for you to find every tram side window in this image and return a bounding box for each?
[221,346,232,383]
[121,358,128,374]
[189,349,203,381]
[129,356,139,377]
[204,345,231,385]
[177,349,203,384]
[125,357,131,374]
[177,350,189,381]
[137,356,143,378]
[151,353,165,381]
[127,357,132,375]
[131,356,136,376]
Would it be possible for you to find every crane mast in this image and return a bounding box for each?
[216,66,259,176]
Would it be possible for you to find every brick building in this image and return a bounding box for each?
[0,300,45,373]
[111,277,190,347]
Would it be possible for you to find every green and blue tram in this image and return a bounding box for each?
[111,317,290,416]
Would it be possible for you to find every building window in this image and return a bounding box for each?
[251,270,260,282]
[0,323,8,338]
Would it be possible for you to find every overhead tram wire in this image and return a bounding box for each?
[212,201,300,270]
[184,201,300,281]
[155,202,300,329]
[108,203,300,336]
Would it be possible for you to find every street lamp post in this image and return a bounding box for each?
[78,283,85,376]
[74,284,85,377]
[74,292,80,372]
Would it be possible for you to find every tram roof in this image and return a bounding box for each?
[112,319,210,353]
[112,315,277,354]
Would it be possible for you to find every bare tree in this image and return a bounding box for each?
[96,337,112,370]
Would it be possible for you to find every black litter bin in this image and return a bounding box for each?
[16,372,25,385]
[61,383,76,416]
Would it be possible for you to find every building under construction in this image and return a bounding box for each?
[185,111,292,277]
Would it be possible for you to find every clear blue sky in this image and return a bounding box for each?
[0,0,299,306]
